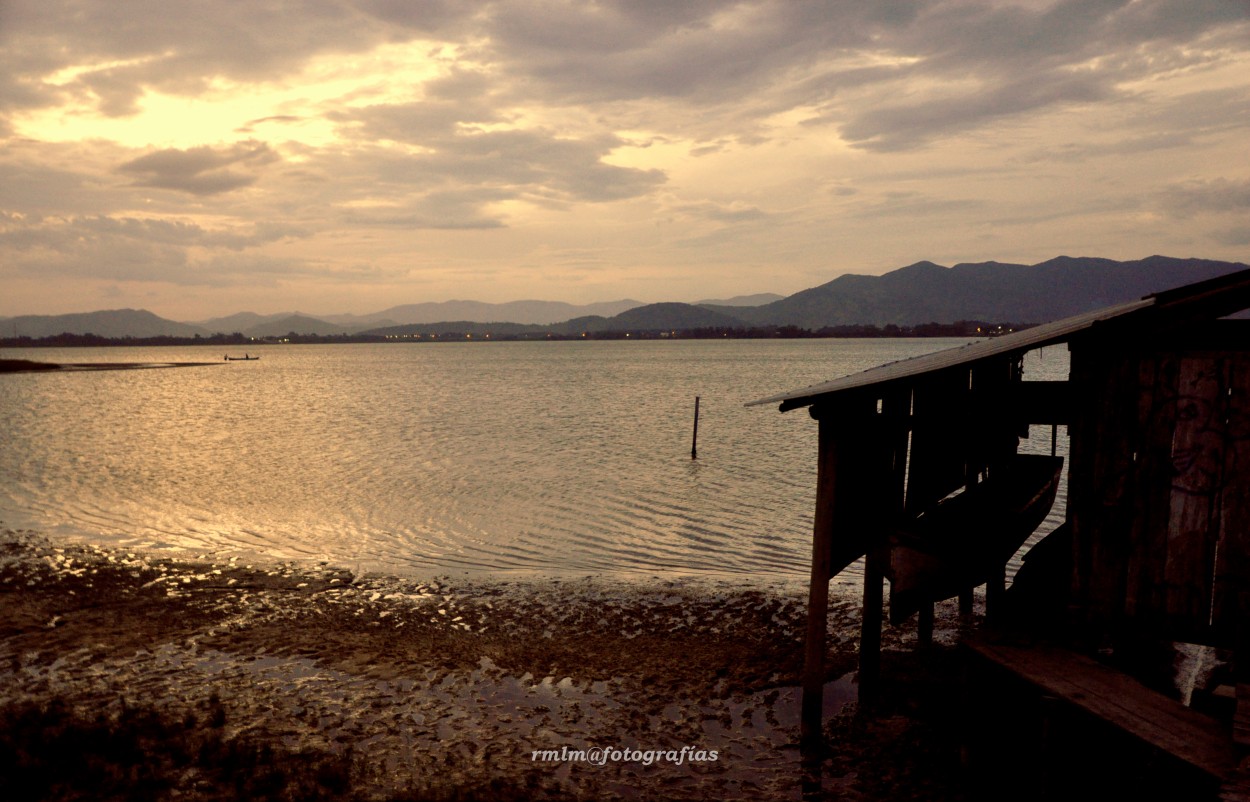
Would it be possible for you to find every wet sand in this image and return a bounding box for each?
[0,529,969,801]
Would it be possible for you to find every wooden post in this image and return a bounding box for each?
[1039,694,1059,800]
[690,396,700,459]
[986,563,1007,627]
[803,394,891,750]
[860,546,884,710]
[801,406,838,752]
[917,603,934,647]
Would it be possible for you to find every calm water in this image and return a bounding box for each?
[0,340,1069,579]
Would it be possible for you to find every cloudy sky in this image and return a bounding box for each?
[2,0,1247,319]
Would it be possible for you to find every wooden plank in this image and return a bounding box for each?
[1165,356,1227,631]
[1125,351,1179,627]
[880,388,912,522]
[966,639,1239,780]
[1212,357,1250,640]
[1067,344,1139,636]
[969,357,1024,475]
[1065,345,1097,628]
[906,368,971,515]
[1235,683,1250,748]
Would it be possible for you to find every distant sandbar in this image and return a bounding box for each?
[0,359,221,373]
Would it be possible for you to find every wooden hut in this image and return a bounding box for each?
[749,268,1250,796]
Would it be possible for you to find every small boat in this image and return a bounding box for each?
[885,453,1064,624]
[224,354,260,361]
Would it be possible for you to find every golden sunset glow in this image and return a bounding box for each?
[1,1,1247,319]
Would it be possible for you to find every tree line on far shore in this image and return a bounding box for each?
[0,320,1034,348]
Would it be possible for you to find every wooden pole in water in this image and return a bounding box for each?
[691,396,700,459]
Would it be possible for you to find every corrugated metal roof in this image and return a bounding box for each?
[746,297,1155,410]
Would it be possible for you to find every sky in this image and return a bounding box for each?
[1,0,1248,320]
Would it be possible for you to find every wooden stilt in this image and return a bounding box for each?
[801,408,838,752]
[802,394,895,741]
[1039,694,1059,802]
[985,563,1007,627]
[959,588,974,617]
[917,602,934,647]
[860,546,885,711]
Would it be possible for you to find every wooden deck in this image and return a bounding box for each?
[963,637,1247,800]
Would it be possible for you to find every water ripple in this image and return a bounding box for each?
[1,340,1069,580]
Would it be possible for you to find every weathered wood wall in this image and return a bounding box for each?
[1069,338,1250,647]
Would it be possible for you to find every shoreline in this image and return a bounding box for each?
[1,529,971,801]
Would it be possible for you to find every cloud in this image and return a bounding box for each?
[667,200,770,225]
[484,1,906,105]
[338,188,510,230]
[1,1,1248,315]
[0,211,308,284]
[0,1,397,118]
[1214,226,1250,247]
[118,141,280,195]
[830,0,1250,151]
[850,191,987,219]
[5,1,1246,152]
[841,70,1112,151]
[1160,177,1250,217]
[332,125,666,205]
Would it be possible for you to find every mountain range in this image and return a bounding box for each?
[3,256,1246,340]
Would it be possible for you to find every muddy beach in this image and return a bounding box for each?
[0,530,970,801]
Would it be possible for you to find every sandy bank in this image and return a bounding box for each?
[0,359,221,373]
[0,530,969,801]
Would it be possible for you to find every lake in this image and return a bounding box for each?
[0,339,1069,581]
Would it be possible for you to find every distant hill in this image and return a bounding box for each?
[1,309,209,338]
[9,256,1249,340]
[571,302,747,332]
[340,298,645,327]
[362,303,748,338]
[196,311,287,334]
[731,255,1250,328]
[362,320,541,338]
[242,314,349,337]
[197,311,391,336]
[695,293,785,307]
